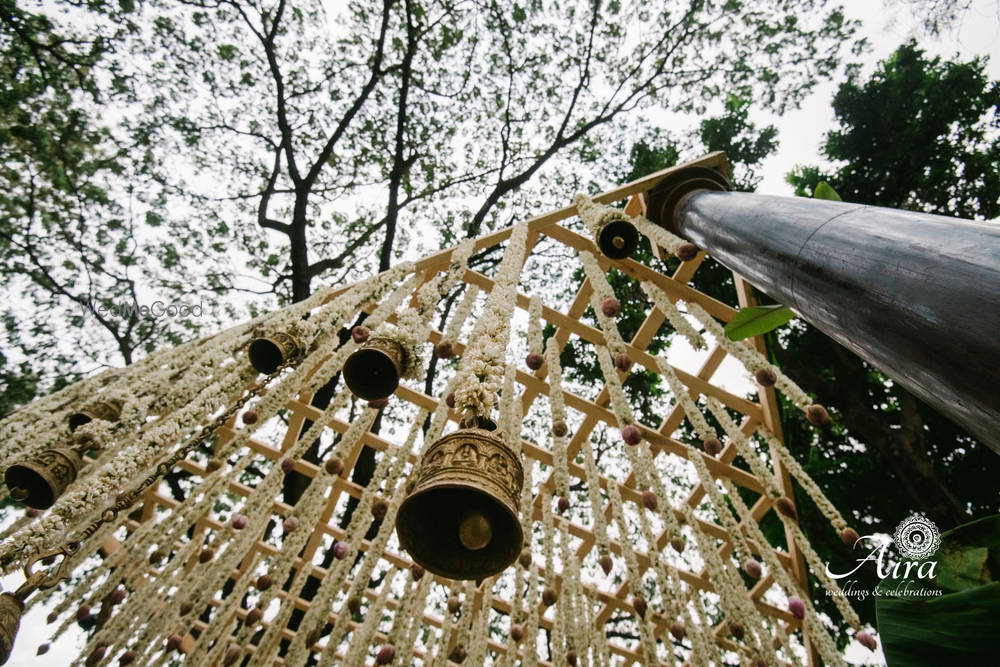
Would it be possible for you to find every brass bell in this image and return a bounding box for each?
[594,211,639,260]
[396,417,523,580]
[68,399,123,432]
[0,592,24,665]
[248,331,302,374]
[4,447,83,509]
[342,337,407,401]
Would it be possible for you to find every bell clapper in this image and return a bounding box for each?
[612,236,625,249]
[458,510,492,551]
[8,488,28,501]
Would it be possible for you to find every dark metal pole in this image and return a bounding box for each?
[652,174,1000,453]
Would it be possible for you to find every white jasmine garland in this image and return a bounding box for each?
[453,221,529,420]
[521,564,541,667]
[440,284,480,349]
[595,345,635,428]
[687,302,813,409]
[546,343,570,497]
[579,250,628,358]
[541,488,556,589]
[527,295,544,355]
[579,437,611,558]
[757,425,847,532]
[631,214,687,256]
[706,397,783,499]
[640,284,707,350]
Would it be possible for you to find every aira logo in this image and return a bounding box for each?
[826,515,940,581]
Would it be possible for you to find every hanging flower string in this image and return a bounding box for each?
[453,221,529,420]
[545,343,571,501]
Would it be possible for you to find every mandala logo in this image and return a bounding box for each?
[893,515,941,560]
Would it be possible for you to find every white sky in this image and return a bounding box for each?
[3,1,998,666]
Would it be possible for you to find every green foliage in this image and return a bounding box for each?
[876,516,1000,665]
[788,41,1000,219]
[724,304,796,341]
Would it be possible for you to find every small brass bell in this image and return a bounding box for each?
[249,331,302,374]
[343,337,407,401]
[396,417,523,580]
[4,447,83,509]
[0,591,24,664]
[68,399,123,433]
[594,211,639,260]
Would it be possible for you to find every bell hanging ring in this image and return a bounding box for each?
[594,210,639,260]
[342,337,407,401]
[68,399,123,433]
[395,416,523,580]
[249,331,302,375]
[4,446,83,510]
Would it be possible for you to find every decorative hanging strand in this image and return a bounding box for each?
[453,221,529,420]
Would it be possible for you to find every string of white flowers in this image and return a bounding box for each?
[428,581,460,667]
[773,618,806,667]
[687,585,717,667]
[424,626,445,667]
[0,363,254,571]
[757,425,848,532]
[541,488,556,590]
[439,284,481,350]
[587,586,610,667]
[521,564,541,667]
[720,477,848,667]
[545,343,571,497]
[559,519,582,658]
[386,570,418,648]
[519,453,535,550]
[453,579,477,658]
[578,250,628,359]
[397,575,434,667]
[376,239,475,380]
[595,345,635,429]
[607,482,658,665]
[343,567,399,666]
[640,284,707,350]
[281,446,408,667]
[527,295,544,355]
[312,452,411,667]
[453,221,529,420]
[499,362,519,446]
[636,508,676,665]
[686,302,813,409]
[651,354,716,442]
[510,560,526,626]
[393,576,434,666]
[631,214,688,256]
[579,437,611,559]
[467,577,496,666]
[777,513,861,630]
[706,398,783,499]
[684,441,751,563]
[645,453,686,547]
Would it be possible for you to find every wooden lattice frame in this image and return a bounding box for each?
[97,151,824,667]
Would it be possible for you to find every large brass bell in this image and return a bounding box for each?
[4,447,83,509]
[343,337,407,401]
[396,417,523,580]
[68,399,123,432]
[0,591,24,664]
[594,210,639,260]
[249,331,302,374]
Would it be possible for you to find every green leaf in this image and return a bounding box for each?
[876,515,1000,666]
[724,304,796,341]
[813,181,842,201]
